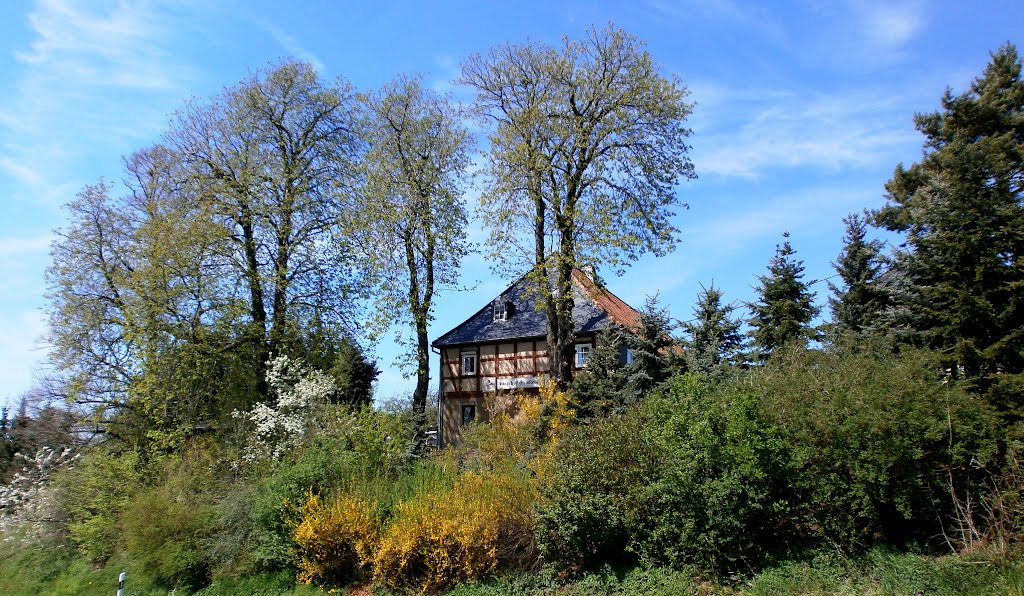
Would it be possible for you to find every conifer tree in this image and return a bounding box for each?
[748,233,820,360]
[828,213,886,335]
[682,283,744,380]
[570,328,627,419]
[872,43,1024,404]
[622,297,674,400]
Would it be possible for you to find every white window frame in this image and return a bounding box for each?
[574,343,592,368]
[493,300,507,321]
[461,351,477,375]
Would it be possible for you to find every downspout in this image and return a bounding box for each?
[432,345,443,448]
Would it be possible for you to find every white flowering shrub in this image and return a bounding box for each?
[236,355,337,463]
[0,446,78,540]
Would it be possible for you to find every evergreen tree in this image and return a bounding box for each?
[682,283,744,380]
[570,327,628,419]
[329,338,381,408]
[622,297,675,400]
[828,213,886,335]
[872,44,1024,405]
[748,233,820,360]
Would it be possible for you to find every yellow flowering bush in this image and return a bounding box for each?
[459,380,575,478]
[292,491,378,587]
[372,471,538,592]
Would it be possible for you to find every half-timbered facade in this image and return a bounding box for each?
[431,268,642,446]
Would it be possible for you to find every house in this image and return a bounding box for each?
[431,268,643,446]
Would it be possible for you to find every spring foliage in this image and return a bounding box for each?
[372,471,538,592]
[292,492,379,586]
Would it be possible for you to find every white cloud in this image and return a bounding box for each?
[258,21,326,73]
[863,2,924,48]
[0,310,48,408]
[0,233,52,258]
[692,84,920,178]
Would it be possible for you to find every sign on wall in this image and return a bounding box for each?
[496,376,540,390]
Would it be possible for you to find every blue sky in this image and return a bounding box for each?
[0,0,1020,408]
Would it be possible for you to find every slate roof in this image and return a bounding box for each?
[432,268,643,348]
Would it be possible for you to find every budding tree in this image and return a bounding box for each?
[461,25,695,386]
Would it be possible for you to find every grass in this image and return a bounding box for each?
[2,529,1022,596]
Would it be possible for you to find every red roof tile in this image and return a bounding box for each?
[572,268,642,330]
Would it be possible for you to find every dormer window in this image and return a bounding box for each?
[493,300,507,321]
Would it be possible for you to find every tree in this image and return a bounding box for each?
[461,25,695,387]
[622,297,675,401]
[352,75,471,418]
[748,233,820,360]
[570,327,628,419]
[681,283,745,380]
[170,61,364,389]
[872,43,1024,406]
[828,213,887,335]
[46,62,366,449]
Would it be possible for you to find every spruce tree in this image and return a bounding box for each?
[828,213,886,335]
[748,233,820,360]
[682,283,744,380]
[570,327,628,419]
[622,297,674,400]
[872,43,1024,405]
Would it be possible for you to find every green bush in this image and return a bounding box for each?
[757,344,998,550]
[240,438,358,572]
[537,374,793,574]
[55,448,144,563]
[635,373,794,571]
[534,412,660,572]
[121,448,223,591]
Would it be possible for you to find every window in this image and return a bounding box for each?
[461,404,476,425]
[493,300,507,321]
[623,348,634,365]
[575,343,592,368]
[461,351,477,375]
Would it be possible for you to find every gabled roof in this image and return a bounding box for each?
[432,268,643,348]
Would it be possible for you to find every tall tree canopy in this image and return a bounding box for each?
[351,75,471,418]
[461,25,695,386]
[748,233,820,360]
[170,61,365,378]
[46,62,370,448]
[872,43,1024,405]
[828,213,886,336]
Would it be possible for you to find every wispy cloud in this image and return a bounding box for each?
[0,233,52,258]
[0,0,201,206]
[692,83,920,178]
[0,310,48,406]
[258,20,326,73]
[643,0,789,46]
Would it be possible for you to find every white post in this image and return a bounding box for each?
[116,571,126,596]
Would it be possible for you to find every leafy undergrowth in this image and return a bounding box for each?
[0,534,324,596]
[440,548,1024,596]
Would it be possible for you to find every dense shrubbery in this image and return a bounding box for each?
[0,343,1016,594]
[540,344,1000,575]
[374,471,538,592]
[292,492,378,586]
[538,373,793,573]
[756,343,998,550]
[122,449,222,590]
